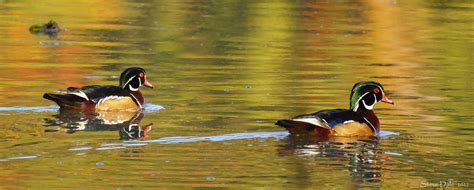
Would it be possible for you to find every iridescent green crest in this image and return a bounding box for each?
[349,81,384,110]
[119,67,146,88]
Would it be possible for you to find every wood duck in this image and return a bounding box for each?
[276,81,394,137]
[43,67,153,112]
[29,20,61,38]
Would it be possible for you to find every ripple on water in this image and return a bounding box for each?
[68,147,94,151]
[39,40,71,46]
[384,151,403,156]
[7,155,39,160]
[0,131,399,162]
[0,103,163,113]
[140,131,399,144]
[142,131,289,144]
[122,143,147,147]
[96,146,126,151]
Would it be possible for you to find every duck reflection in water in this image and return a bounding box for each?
[44,109,152,140]
[278,136,385,185]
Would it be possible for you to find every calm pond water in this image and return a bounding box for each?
[0,0,472,189]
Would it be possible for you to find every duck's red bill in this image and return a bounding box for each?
[381,96,394,104]
[143,78,153,88]
[142,123,152,138]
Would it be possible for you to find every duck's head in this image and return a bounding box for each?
[44,20,60,33]
[350,81,394,112]
[119,67,153,91]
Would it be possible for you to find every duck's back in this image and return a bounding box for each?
[44,85,140,111]
[276,109,375,137]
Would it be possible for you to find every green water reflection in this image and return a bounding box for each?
[0,0,472,189]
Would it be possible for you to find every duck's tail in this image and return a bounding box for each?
[276,119,330,136]
[43,93,84,109]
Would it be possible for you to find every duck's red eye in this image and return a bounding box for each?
[139,73,144,78]
[374,88,380,94]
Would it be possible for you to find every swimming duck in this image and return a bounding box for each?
[276,81,394,137]
[29,20,61,37]
[43,67,153,112]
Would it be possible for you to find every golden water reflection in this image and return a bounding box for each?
[278,136,386,185]
[44,109,152,140]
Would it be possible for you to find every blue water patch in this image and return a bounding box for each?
[378,130,400,138]
[143,103,165,113]
[0,105,59,112]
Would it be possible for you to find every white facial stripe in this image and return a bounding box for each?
[123,76,136,88]
[124,75,143,91]
[353,92,370,112]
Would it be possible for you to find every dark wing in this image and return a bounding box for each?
[279,109,368,130]
[308,109,367,129]
[287,109,345,129]
[275,119,318,134]
[68,85,131,103]
[275,109,348,135]
[43,93,87,108]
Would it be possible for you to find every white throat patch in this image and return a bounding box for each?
[129,85,138,91]
[362,94,376,110]
[125,76,141,91]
